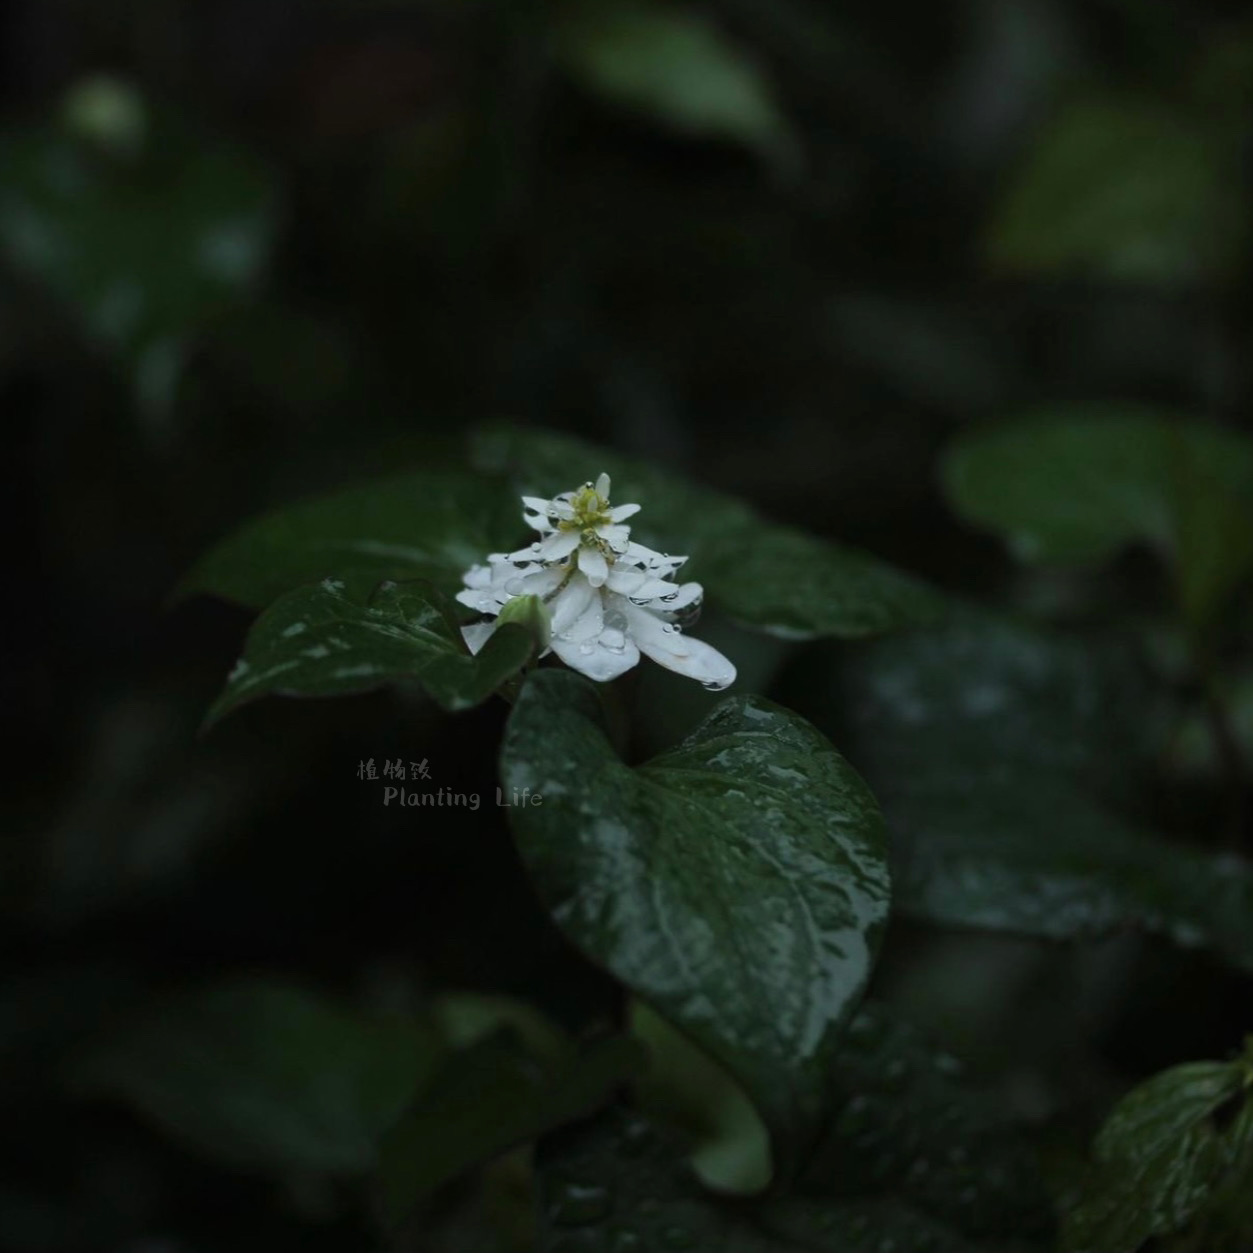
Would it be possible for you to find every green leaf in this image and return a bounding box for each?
[0,108,274,415]
[474,422,944,640]
[377,1032,646,1227]
[554,0,795,168]
[942,410,1253,624]
[1065,1059,1253,1252]
[500,668,890,1177]
[630,999,773,1194]
[534,1106,990,1253]
[180,467,524,611]
[69,979,438,1176]
[205,577,533,725]
[796,1003,1052,1244]
[796,609,1253,967]
[987,96,1246,284]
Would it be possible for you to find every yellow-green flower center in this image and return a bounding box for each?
[558,483,612,532]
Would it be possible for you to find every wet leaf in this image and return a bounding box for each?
[69,979,438,1176]
[180,468,524,610]
[205,577,533,725]
[797,1003,1052,1244]
[1064,1058,1253,1251]
[535,1105,1008,1252]
[501,669,890,1178]
[555,0,795,167]
[987,96,1246,283]
[474,422,944,640]
[796,609,1253,967]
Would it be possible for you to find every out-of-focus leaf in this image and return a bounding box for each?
[792,608,1253,968]
[554,0,795,167]
[0,101,274,412]
[1064,1058,1253,1251]
[630,1000,772,1194]
[377,1032,646,1227]
[205,577,533,726]
[474,422,944,640]
[987,96,1245,283]
[69,979,438,1176]
[534,1105,1021,1253]
[501,669,890,1179]
[794,1003,1053,1245]
[179,468,524,610]
[942,410,1253,624]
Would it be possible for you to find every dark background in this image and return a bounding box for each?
[3,1,1252,1248]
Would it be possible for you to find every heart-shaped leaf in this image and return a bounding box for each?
[206,577,534,725]
[474,422,944,640]
[179,468,525,610]
[500,668,890,1177]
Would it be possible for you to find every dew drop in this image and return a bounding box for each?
[578,642,595,655]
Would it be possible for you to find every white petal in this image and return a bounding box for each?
[560,593,604,643]
[462,563,493,589]
[623,604,736,689]
[578,545,609,587]
[521,495,553,514]
[550,575,597,635]
[461,622,497,655]
[537,530,580,561]
[609,502,641,522]
[456,585,506,613]
[605,569,675,602]
[550,630,640,682]
[595,472,611,498]
[595,523,631,553]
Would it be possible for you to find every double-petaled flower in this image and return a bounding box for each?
[457,473,736,689]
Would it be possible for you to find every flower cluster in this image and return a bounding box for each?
[457,473,736,689]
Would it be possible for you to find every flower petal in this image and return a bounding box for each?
[537,530,581,561]
[595,472,611,498]
[595,523,631,553]
[578,545,610,587]
[550,630,640,682]
[609,502,641,522]
[460,622,497,655]
[550,575,598,636]
[623,604,736,690]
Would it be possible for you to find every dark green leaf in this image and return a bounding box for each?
[205,577,533,725]
[474,422,944,640]
[179,468,524,610]
[69,979,438,1176]
[535,1106,982,1252]
[797,1003,1052,1244]
[377,1032,645,1227]
[0,111,273,413]
[797,609,1253,967]
[1065,1059,1253,1252]
[554,0,795,168]
[500,668,890,1177]
[942,410,1253,622]
[987,96,1245,283]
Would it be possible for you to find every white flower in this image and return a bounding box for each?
[456,472,736,690]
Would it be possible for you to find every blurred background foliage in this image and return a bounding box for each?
[3,0,1253,1249]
